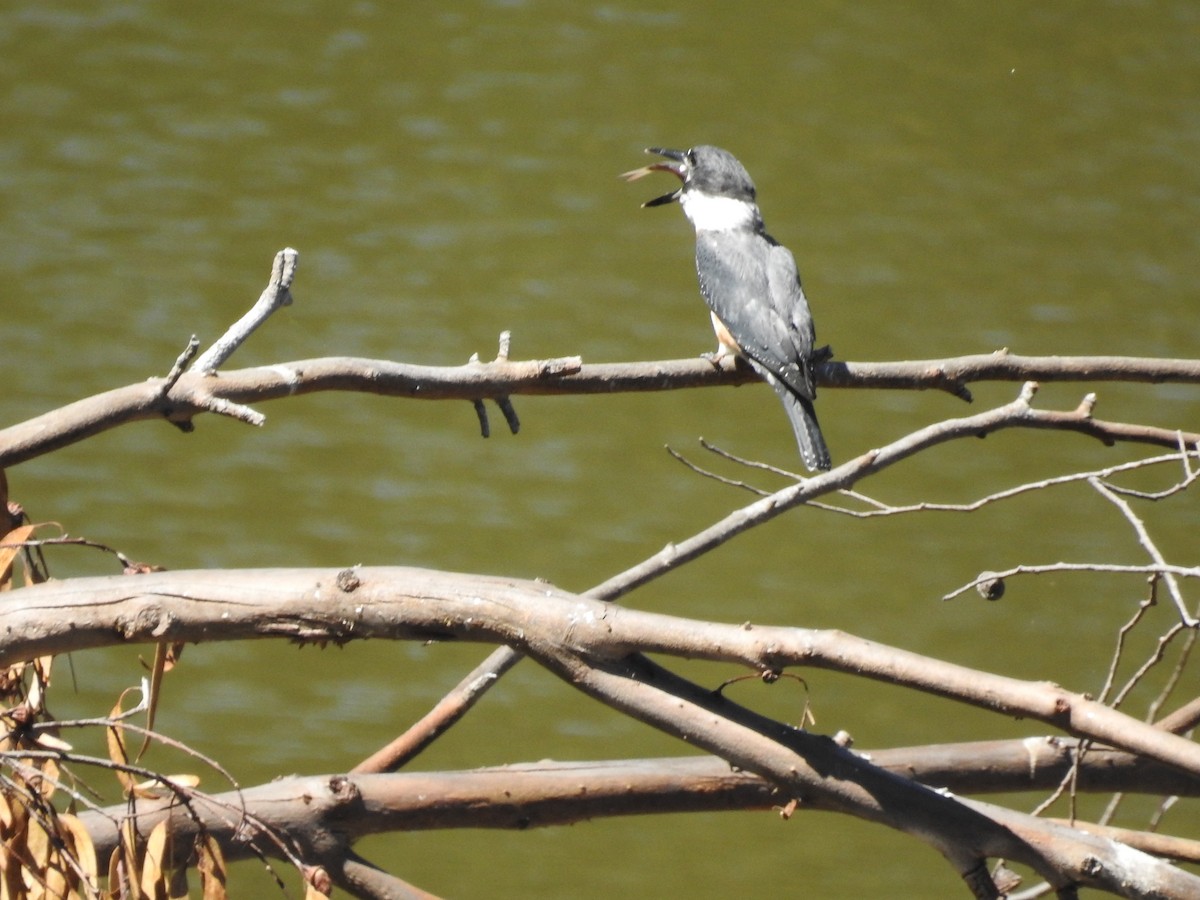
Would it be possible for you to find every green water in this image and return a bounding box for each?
[3,2,1199,896]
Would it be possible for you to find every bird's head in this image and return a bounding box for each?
[622,145,760,230]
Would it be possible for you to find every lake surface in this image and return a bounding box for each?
[3,2,1199,896]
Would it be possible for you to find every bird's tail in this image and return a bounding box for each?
[750,362,831,471]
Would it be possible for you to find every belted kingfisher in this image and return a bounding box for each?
[622,145,831,471]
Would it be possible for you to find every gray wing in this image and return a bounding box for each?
[764,237,819,399]
[694,231,817,401]
[695,230,830,470]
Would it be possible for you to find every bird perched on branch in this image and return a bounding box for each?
[622,145,831,471]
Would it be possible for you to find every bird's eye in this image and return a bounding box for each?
[685,149,696,165]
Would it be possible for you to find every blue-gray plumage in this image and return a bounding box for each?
[622,145,831,471]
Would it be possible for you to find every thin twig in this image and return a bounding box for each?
[192,248,298,374]
[945,563,1200,602]
[1096,578,1158,705]
[664,444,771,496]
[823,449,1200,518]
[698,438,806,480]
[161,337,200,393]
[1089,475,1193,624]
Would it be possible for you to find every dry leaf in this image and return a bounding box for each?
[139,820,170,900]
[136,644,173,762]
[119,817,141,900]
[106,692,137,797]
[195,833,228,900]
[32,733,73,753]
[57,813,99,896]
[24,812,50,885]
[0,523,35,591]
[27,754,61,801]
[131,774,200,800]
[105,844,122,900]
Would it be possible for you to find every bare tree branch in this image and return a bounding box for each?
[4,343,1200,468]
[824,352,1200,395]
[351,646,522,774]
[59,743,1200,899]
[75,750,1200,859]
[527,648,1193,898]
[4,567,1199,779]
[334,854,441,900]
[191,248,298,374]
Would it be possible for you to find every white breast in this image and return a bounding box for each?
[680,191,760,232]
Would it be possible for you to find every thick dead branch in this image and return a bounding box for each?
[4,566,1199,778]
[76,750,1200,863]
[524,649,1185,897]
[869,737,1200,799]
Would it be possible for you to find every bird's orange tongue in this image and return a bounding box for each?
[620,158,685,207]
[619,160,684,183]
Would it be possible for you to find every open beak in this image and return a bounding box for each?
[620,147,687,207]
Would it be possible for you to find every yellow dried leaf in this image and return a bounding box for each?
[1,794,27,850]
[27,677,43,716]
[27,754,61,800]
[195,833,227,900]
[0,792,12,832]
[106,845,122,900]
[134,642,173,762]
[131,774,200,799]
[44,847,70,900]
[106,694,136,797]
[106,704,129,764]
[33,733,73,753]
[57,813,99,897]
[163,643,184,670]
[119,817,141,900]
[27,656,55,714]
[1,836,24,900]
[1,800,35,899]
[139,819,169,900]
[25,810,49,872]
[0,663,28,705]
[0,523,35,591]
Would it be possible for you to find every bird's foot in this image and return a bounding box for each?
[702,349,740,370]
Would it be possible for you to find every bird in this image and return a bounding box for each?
[622,145,831,471]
